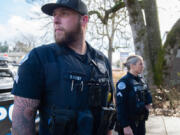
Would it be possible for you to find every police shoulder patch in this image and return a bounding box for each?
[20,52,30,65]
[118,82,126,90]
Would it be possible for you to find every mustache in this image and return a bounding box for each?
[54,27,65,32]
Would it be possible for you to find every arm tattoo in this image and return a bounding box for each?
[12,96,40,135]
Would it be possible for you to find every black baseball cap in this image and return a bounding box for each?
[41,0,88,16]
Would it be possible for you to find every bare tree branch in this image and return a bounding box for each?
[88,1,125,24]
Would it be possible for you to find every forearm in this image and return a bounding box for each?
[12,96,40,135]
[12,111,36,135]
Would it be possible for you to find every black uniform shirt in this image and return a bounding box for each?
[116,72,152,128]
[12,42,114,135]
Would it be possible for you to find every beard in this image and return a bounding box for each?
[54,20,82,46]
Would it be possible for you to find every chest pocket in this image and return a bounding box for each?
[44,62,60,92]
[64,72,86,93]
[133,80,147,102]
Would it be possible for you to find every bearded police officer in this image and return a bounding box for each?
[11,0,115,135]
[115,55,152,135]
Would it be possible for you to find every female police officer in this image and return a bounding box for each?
[115,55,152,135]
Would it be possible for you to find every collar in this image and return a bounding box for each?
[53,42,94,64]
[127,72,140,81]
[53,43,68,56]
[53,41,93,55]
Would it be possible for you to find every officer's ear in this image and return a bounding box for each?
[130,63,134,69]
[130,63,137,71]
[80,15,89,27]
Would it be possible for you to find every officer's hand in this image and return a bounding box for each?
[107,130,113,135]
[145,104,151,110]
[123,126,134,135]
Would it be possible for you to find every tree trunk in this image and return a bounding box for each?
[124,0,154,85]
[107,15,116,65]
[144,0,163,85]
[163,19,180,86]
[108,38,113,65]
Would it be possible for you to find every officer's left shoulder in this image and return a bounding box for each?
[87,43,108,61]
[95,49,108,62]
[94,48,106,58]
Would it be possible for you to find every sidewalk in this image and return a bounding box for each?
[113,115,180,135]
[146,115,180,135]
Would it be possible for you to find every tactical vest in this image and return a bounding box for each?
[133,78,148,104]
[34,43,111,135]
[127,76,149,121]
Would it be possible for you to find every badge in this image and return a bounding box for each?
[118,82,126,90]
[97,62,106,74]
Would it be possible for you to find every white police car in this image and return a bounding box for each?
[0,56,16,135]
[0,56,16,93]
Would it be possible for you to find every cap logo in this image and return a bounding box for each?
[60,0,70,4]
